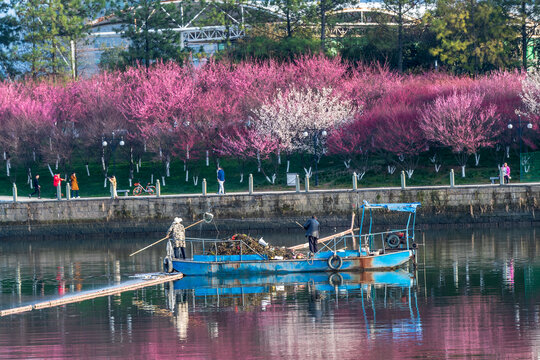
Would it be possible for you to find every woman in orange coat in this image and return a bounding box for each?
[70,173,80,198]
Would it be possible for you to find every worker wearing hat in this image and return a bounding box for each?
[166,217,186,259]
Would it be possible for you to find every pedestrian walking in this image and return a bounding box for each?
[70,172,80,198]
[303,215,320,254]
[217,167,225,194]
[108,175,118,199]
[29,174,41,199]
[53,174,65,197]
[166,217,186,259]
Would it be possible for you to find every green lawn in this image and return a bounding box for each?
[0,149,533,198]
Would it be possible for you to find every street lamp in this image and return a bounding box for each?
[102,130,126,175]
[508,115,533,179]
[507,115,533,157]
[303,129,327,186]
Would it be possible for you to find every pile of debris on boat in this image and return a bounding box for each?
[207,234,305,260]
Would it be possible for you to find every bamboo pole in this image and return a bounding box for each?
[129,218,206,257]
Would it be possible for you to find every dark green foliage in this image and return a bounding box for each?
[98,46,129,72]
[114,0,186,69]
[228,35,321,61]
[339,25,437,71]
[0,1,19,78]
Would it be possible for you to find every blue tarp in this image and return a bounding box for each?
[361,201,421,213]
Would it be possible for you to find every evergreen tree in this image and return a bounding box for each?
[382,0,427,72]
[262,0,311,38]
[0,0,19,78]
[16,0,103,79]
[504,0,540,69]
[114,0,185,69]
[316,0,353,51]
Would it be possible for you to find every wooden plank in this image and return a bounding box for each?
[288,229,354,251]
[288,212,357,251]
[0,273,184,317]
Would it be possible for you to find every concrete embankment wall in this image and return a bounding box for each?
[1,184,539,237]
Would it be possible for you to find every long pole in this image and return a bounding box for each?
[129,218,207,257]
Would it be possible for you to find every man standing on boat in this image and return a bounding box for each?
[303,215,320,254]
[167,217,186,259]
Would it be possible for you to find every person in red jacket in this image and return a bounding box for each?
[53,174,65,197]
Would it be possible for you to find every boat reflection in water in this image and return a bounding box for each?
[163,270,422,341]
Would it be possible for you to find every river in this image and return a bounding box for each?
[0,226,539,359]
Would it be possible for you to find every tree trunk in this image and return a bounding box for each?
[286,2,292,37]
[397,1,403,73]
[461,165,466,178]
[521,0,528,70]
[320,0,326,51]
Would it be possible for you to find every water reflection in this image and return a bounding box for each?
[0,227,539,359]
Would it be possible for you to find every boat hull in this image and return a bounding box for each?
[171,250,413,276]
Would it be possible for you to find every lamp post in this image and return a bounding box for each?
[102,130,126,175]
[303,129,327,186]
[508,115,533,177]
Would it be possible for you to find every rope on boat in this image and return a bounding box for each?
[0,272,184,317]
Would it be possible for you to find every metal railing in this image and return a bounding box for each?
[359,228,412,254]
[183,236,267,261]
[181,234,356,261]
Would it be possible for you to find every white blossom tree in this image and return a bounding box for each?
[521,71,540,117]
[252,87,355,178]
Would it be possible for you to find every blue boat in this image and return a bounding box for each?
[162,201,421,276]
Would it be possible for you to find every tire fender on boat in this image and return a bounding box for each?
[163,256,174,273]
[386,234,400,249]
[327,254,343,270]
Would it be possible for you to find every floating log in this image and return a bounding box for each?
[0,272,184,316]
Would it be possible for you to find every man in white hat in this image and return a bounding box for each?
[166,217,186,259]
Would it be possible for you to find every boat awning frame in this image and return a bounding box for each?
[360,201,421,213]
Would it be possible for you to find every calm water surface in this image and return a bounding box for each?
[0,227,539,359]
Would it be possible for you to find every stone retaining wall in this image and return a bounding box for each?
[1,184,539,237]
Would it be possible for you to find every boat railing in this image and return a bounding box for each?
[180,233,357,261]
[182,236,268,261]
[359,228,412,254]
[314,233,354,256]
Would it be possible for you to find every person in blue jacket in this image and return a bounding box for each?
[217,167,225,194]
[303,215,320,254]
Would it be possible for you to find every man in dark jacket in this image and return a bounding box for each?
[303,215,320,254]
[29,174,41,199]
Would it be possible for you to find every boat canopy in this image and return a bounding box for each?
[361,201,421,213]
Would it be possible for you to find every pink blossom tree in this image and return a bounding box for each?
[75,72,131,183]
[0,82,55,183]
[120,62,197,185]
[326,117,374,180]
[371,104,427,178]
[420,91,501,177]
[218,126,280,184]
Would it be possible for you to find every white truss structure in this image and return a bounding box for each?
[88,1,423,47]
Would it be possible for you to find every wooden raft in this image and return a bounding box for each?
[0,272,184,317]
